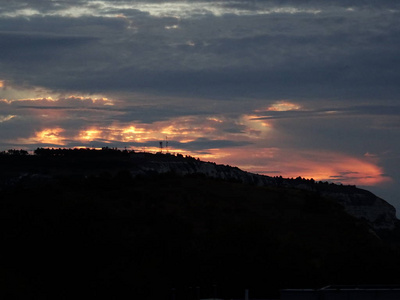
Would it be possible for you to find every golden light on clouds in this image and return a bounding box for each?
[160,125,179,136]
[157,117,219,140]
[122,126,147,135]
[79,129,102,141]
[207,117,223,123]
[35,128,65,145]
[0,115,15,123]
[120,125,153,142]
[242,114,271,127]
[0,94,391,189]
[240,114,272,138]
[0,82,112,105]
[67,95,113,105]
[257,100,302,112]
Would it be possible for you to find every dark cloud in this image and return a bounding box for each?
[114,105,211,123]
[0,116,36,140]
[174,138,252,151]
[0,4,399,99]
[1,0,400,211]
[0,31,97,67]
[252,105,400,121]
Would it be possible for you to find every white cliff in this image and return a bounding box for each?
[132,156,398,231]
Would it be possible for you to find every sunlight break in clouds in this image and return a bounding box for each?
[73,116,231,146]
[253,101,302,114]
[239,114,272,138]
[1,0,399,212]
[0,81,112,106]
[34,128,66,145]
[0,90,392,190]
[79,129,102,142]
[265,101,302,112]
[0,115,15,123]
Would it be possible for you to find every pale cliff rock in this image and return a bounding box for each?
[133,157,398,231]
[1,151,397,233]
[319,190,397,230]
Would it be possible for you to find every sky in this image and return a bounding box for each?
[1,1,400,211]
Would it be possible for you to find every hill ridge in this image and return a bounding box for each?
[1,147,398,232]
[1,147,400,299]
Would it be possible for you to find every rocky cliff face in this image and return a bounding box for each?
[132,157,398,231]
[131,159,274,185]
[319,190,397,230]
[1,150,397,233]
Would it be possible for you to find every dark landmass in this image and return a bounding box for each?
[1,148,400,299]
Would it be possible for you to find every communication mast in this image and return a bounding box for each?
[165,136,169,153]
[159,141,163,153]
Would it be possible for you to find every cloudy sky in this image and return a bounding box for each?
[1,1,400,210]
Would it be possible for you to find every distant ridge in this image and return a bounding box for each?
[1,147,398,233]
[2,147,400,299]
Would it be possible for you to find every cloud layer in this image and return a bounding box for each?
[1,0,400,211]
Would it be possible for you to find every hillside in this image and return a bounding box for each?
[1,148,397,232]
[1,149,400,299]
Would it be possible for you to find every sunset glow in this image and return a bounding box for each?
[35,128,65,145]
[1,0,399,210]
[79,129,102,142]
[0,115,15,123]
[265,101,302,112]
[118,126,146,142]
[2,94,391,192]
[202,148,391,186]
[3,99,391,190]
[241,114,272,137]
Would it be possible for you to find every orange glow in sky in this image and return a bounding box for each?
[0,0,398,214]
[35,128,65,145]
[11,120,391,188]
[122,126,147,135]
[78,129,102,141]
[116,124,163,142]
[275,155,389,186]
[196,147,391,187]
[0,115,15,123]
[257,100,302,112]
[234,114,273,140]
[120,125,150,142]
[14,114,390,188]
[2,93,391,189]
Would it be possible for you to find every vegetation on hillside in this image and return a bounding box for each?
[1,148,400,299]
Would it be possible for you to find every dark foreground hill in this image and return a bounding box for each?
[1,149,400,299]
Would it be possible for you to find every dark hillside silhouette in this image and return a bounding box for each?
[1,148,400,299]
